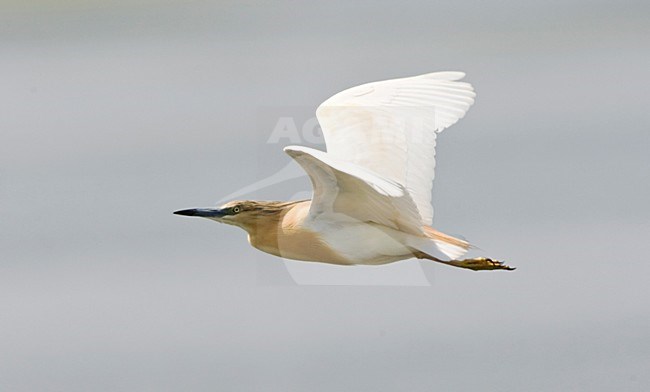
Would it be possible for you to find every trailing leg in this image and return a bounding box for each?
[412,251,515,271]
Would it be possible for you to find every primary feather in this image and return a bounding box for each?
[314,71,475,225]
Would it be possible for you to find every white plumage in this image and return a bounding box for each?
[313,71,476,226]
[285,71,475,260]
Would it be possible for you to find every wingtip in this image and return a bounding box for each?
[419,71,466,81]
[284,145,326,158]
[283,145,303,157]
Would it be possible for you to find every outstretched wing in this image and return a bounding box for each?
[316,71,475,225]
[284,146,423,235]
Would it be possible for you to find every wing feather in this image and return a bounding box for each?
[315,71,475,225]
[284,146,423,235]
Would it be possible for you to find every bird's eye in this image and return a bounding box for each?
[232,206,241,213]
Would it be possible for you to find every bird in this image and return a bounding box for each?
[175,71,514,271]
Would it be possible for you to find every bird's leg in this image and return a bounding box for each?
[447,257,515,271]
[412,251,515,271]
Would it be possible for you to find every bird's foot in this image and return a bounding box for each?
[447,257,515,271]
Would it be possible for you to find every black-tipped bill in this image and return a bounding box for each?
[173,208,225,218]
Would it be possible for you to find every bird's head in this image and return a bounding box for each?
[174,200,298,230]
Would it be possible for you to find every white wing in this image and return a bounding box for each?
[284,146,424,235]
[315,71,475,225]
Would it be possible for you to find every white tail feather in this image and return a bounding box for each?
[405,236,468,261]
[405,227,470,260]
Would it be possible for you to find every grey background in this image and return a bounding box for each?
[2,0,649,390]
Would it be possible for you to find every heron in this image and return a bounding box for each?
[175,71,514,271]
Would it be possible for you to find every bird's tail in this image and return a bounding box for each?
[406,227,471,261]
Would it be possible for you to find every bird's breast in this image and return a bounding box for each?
[246,202,413,265]
[251,227,354,265]
[246,202,352,265]
[250,223,409,266]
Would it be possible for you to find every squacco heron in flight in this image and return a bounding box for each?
[175,72,514,271]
